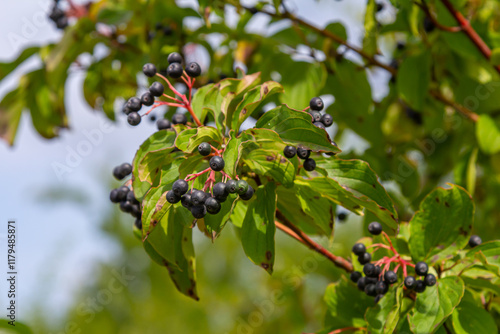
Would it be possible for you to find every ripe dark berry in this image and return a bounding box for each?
[127,112,142,126]
[303,158,316,171]
[424,274,436,287]
[423,16,435,33]
[415,280,426,293]
[236,180,249,195]
[166,190,181,204]
[205,197,221,214]
[376,2,384,12]
[49,7,65,21]
[309,97,324,111]
[186,62,201,78]
[167,62,183,79]
[384,270,398,284]
[313,122,325,129]
[110,189,120,203]
[338,213,347,221]
[404,276,416,289]
[134,218,142,230]
[191,190,208,206]
[358,252,372,265]
[191,205,207,219]
[141,92,155,106]
[149,82,164,97]
[357,277,367,291]
[350,271,362,283]
[172,179,189,197]
[172,113,187,125]
[157,118,171,130]
[363,263,377,277]
[120,201,133,213]
[297,147,311,159]
[226,180,238,194]
[321,113,333,127]
[150,115,156,122]
[181,194,192,209]
[283,146,296,158]
[210,156,225,171]
[113,166,123,180]
[364,284,377,297]
[375,281,388,295]
[374,294,383,304]
[415,262,428,276]
[113,163,132,180]
[309,111,322,122]
[143,63,157,77]
[239,186,255,201]
[352,243,366,256]
[469,235,482,248]
[167,52,183,64]
[126,191,139,205]
[56,16,68,29]
[131,204,141,218]
[368,222,383,235]
[117,186,130,201]
[213,182,228,197]
[198,142,211,156]
[122,104,131,115]
[127,97,142,111]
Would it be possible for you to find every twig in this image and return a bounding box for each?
[429,89,479,122]
[414,1,462,32]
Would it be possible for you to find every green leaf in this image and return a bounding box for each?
[96,7,133,25]
[0,46,39,81]
[241,182,277,274]
[278,62,326,109]
[408,276,465,334]
[175,126,223,153]
[365,285,403,334]
[324,278,373,330]
[409,184,474,263]
[0,88,25,145]
[363,0,378,57]
[397,50,431,110]
[0,319,34,334]
[316,158,398,230]
[242,148,296,188]
[467,241,500,276]
[491,48,500,66]
[476,115,500,155]
[202,196,239,238]
[255,105,340,153]
[231,81,283,132]
[451,291,497,334]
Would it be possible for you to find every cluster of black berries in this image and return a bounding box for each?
[308,97,333,130]
[147,22,173,42]
[283,146,316,171]
[350,222,436,302]
[469,235,482,248]
[109,163,142,230]
[48,1,68,29]
[165,142,254,219]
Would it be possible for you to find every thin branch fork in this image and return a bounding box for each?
[414,0,462,32]
[275,210,353,272]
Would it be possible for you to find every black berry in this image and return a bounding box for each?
[350,271,362,283]
[126,191,139,205]
[309,97,324,111]
[210,156,225,172]
[414,280,426,293]
[309,111,322,122]
[172,179,189,197]
[423,16,435,33]
[321,113,333,127]
[283,146,296,158]
[374,294,383,304]
[113,166,123,180]
[117,186,130,201]
[191,190,208,206]
[424,274,436,287]
[375,281,388,295]
[131,204,141,218]
[143,63,157,77]
[191,205,207,219]
[49,7,65,21]
[157,118,171,130]
[357,277,367,291]
[149,82,164,97]
[213,182,228,199]
[141,92,155,106]
[167,52,183,64]
[226,180,238,194]
[172,113,187,125]
[167,62,183,79]
[358,252,372,265]
[415,262,428,276]
[297,147,310,159]
[56,16,68,29]
[120,201,133,213]
[352,243,366,256]
[134,218,142,230]
[337,213,347,221]
[122,104,131,115]
[110,189,120,203]
[469,235,482,248]
[363,263,377,277]
[404,276,416,289]
[376,2,384,12]
[186,62,201,78]
[127,112,142,126]
[368,222,383,235]
[236,180,249,195]
[181,194,192,209]
[364,284,377,297]
[313,122,325,129]
[205,197,221,214]
[127,97,142,111]
[303,158,316,171]
[384,270,398,284]
[166,190,181,204]
[239,186,255,201]
[198,142,211,156]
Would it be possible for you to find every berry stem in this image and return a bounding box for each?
[162,94,184,104]
[203,170,216,191]
[185,167,211,181]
